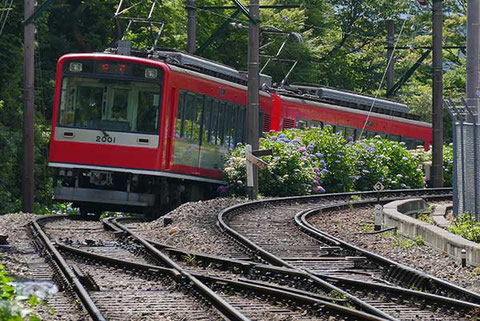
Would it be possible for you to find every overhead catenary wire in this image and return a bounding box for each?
[0,0,13,38]
[358,0,415,140]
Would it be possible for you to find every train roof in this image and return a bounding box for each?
[99,47,422,121]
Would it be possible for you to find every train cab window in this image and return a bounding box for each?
[311,121,323,129]
[59,74,161,134]
[137,90,160,132]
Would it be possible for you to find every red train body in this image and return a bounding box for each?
[49,52,431,216]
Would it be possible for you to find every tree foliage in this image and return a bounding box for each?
[0,0,466,213]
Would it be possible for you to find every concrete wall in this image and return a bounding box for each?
[383,198,480,266]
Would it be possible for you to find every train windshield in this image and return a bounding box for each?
[58,65,162,134]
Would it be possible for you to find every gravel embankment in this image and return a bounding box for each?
[310,205,480,293]
[128,198,246,257]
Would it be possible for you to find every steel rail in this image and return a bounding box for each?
[110,217,251,321]
[30,216,107,321]
[194,275,387,321]
[54,237,387,321]
[295,200,480,304]
[217,188,452,320]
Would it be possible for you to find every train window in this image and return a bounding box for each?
[218,101,227,145]
[365,130,376,138]
[389,134,400,141]
[236,106,246,144]
[59,76,161,134]
[136,90,160,133]
[224,103,234,148]
[297,119,308,129]
[346,127,355,141]
[201,98,213,144]
[176,91,186,138]
[336,126,346,137]
[310,121,323,129]
[194,95,204,143]
[183,93,196,140]
[210,100,219,144]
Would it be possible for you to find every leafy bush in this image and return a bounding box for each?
[224,130,327,196]
[449,213,480,242]
[361,138,424,190]
[224,127,451,197]
[301,127,355,192]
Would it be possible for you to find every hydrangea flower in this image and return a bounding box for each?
[315,152,323,158]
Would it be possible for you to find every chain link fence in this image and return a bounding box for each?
[444,98,480,221]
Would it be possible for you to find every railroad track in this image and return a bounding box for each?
[218,188,480,320]
[30,214,385,320]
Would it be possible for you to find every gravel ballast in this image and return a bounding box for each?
[310,205,480,293]
[127,198,246,258]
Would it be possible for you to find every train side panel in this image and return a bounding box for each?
[278,96,432,149]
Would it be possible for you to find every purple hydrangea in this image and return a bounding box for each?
[315,153,323,158]
[299,147,306,153]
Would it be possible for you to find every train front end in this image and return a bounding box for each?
[49,54,168,215]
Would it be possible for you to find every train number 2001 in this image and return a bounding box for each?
[96,136,117,143]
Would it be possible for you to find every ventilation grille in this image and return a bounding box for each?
[283,118,295,129]
[263,114,271,132]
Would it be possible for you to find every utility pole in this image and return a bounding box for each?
[22,0,35,213]
[386,20,395,95]
[431,0,443,187]
[186,0,197,54]
[247,0,260,197]
[466,0,480,121]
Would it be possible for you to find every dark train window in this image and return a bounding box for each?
[296,119,308,129]
[311,121,323,129]
[176,90,252,148]
[202,98,212,144]
[184,93,196,140]
[346,127,355,141]
[389,134,400,141]
[176,91,186,138]
[336,126,346,136]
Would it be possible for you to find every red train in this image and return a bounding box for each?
[49,50,431,216]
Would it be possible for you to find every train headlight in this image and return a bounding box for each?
[69,62,83,72]
[145,68,157,79]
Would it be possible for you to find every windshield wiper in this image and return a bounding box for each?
[101,129,109,137]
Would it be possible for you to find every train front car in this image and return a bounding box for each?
[49,53,175,216]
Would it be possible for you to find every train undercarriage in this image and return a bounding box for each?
[52,167,218,218]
